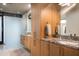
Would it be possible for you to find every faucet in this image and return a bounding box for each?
[70,33,78,41]
[70,34,73,39]
[73,34,78,41]
[74,34,76,37]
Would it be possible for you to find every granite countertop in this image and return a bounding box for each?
[41,38,79,50]
[41,38,52,42]
[21,34,32,37]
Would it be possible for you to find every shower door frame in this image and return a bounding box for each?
[0,11,22,44]
[0,14,4,44]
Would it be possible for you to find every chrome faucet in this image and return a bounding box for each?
[74,34,76,37]
[70,34,73,39]
[73,34,78,40]
[70,33,78,41]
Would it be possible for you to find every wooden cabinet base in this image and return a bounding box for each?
[21,35,79,56]
[21,35,32,51]
[50,43,61,56]
[40,41,50,56]
[31,39,41,56]
[63,47,79,56]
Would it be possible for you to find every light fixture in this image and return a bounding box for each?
[3,3,7,5]
[59,3,71,7]
[28,4,31,8]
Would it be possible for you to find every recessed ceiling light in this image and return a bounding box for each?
[28,4,31,8]
[3,3,7,5]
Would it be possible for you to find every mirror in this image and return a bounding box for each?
[58,20,67,36]
[22,9,32,35]
[26,10,32,34]
[59,3,79,36]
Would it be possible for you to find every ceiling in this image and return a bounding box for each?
[0,3,31,15]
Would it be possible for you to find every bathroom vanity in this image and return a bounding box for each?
[21,35,32,51]
[21,34,79,56]
[21,3,79,56]
[43,38,79,56]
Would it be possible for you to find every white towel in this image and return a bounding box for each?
[46,24,51,35]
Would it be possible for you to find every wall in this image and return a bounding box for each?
[4,16,23,49]
[64,4,79,36]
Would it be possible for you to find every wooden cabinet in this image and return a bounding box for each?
[50,43,79,56]
[21,35,32,51]
[31,39,41,56]
[63,47,79,56]
[31,4,60,56]
[31,3,60,39]
[31,4,44,56]
[40,40,50,56]
[21,35,25,45]
[21,35,79,56]
[50,42,79,56]
[24,36,28,48]
[27,37,32,50]
[50,43,61,56]
[25,36,32,50]
[40,4,60,38]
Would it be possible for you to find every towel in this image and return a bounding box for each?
[46,23,51,35]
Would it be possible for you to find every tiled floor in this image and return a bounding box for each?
[0,47,31,56]
[0,37,31,56]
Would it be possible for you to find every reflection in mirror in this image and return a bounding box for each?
[26,10,31,34]
[60,3,79,37]
[22,9,32,35]
[58,20,67,36]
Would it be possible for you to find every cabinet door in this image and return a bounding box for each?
[50,43,60,56]
[31,4,41,56]
[40,41,44,56]
[63,47,79,56]
[31,39,41,56]
[43,41,50,56]
[40,41,50,56]
[28,37,32,50]
[24,36,28,48]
